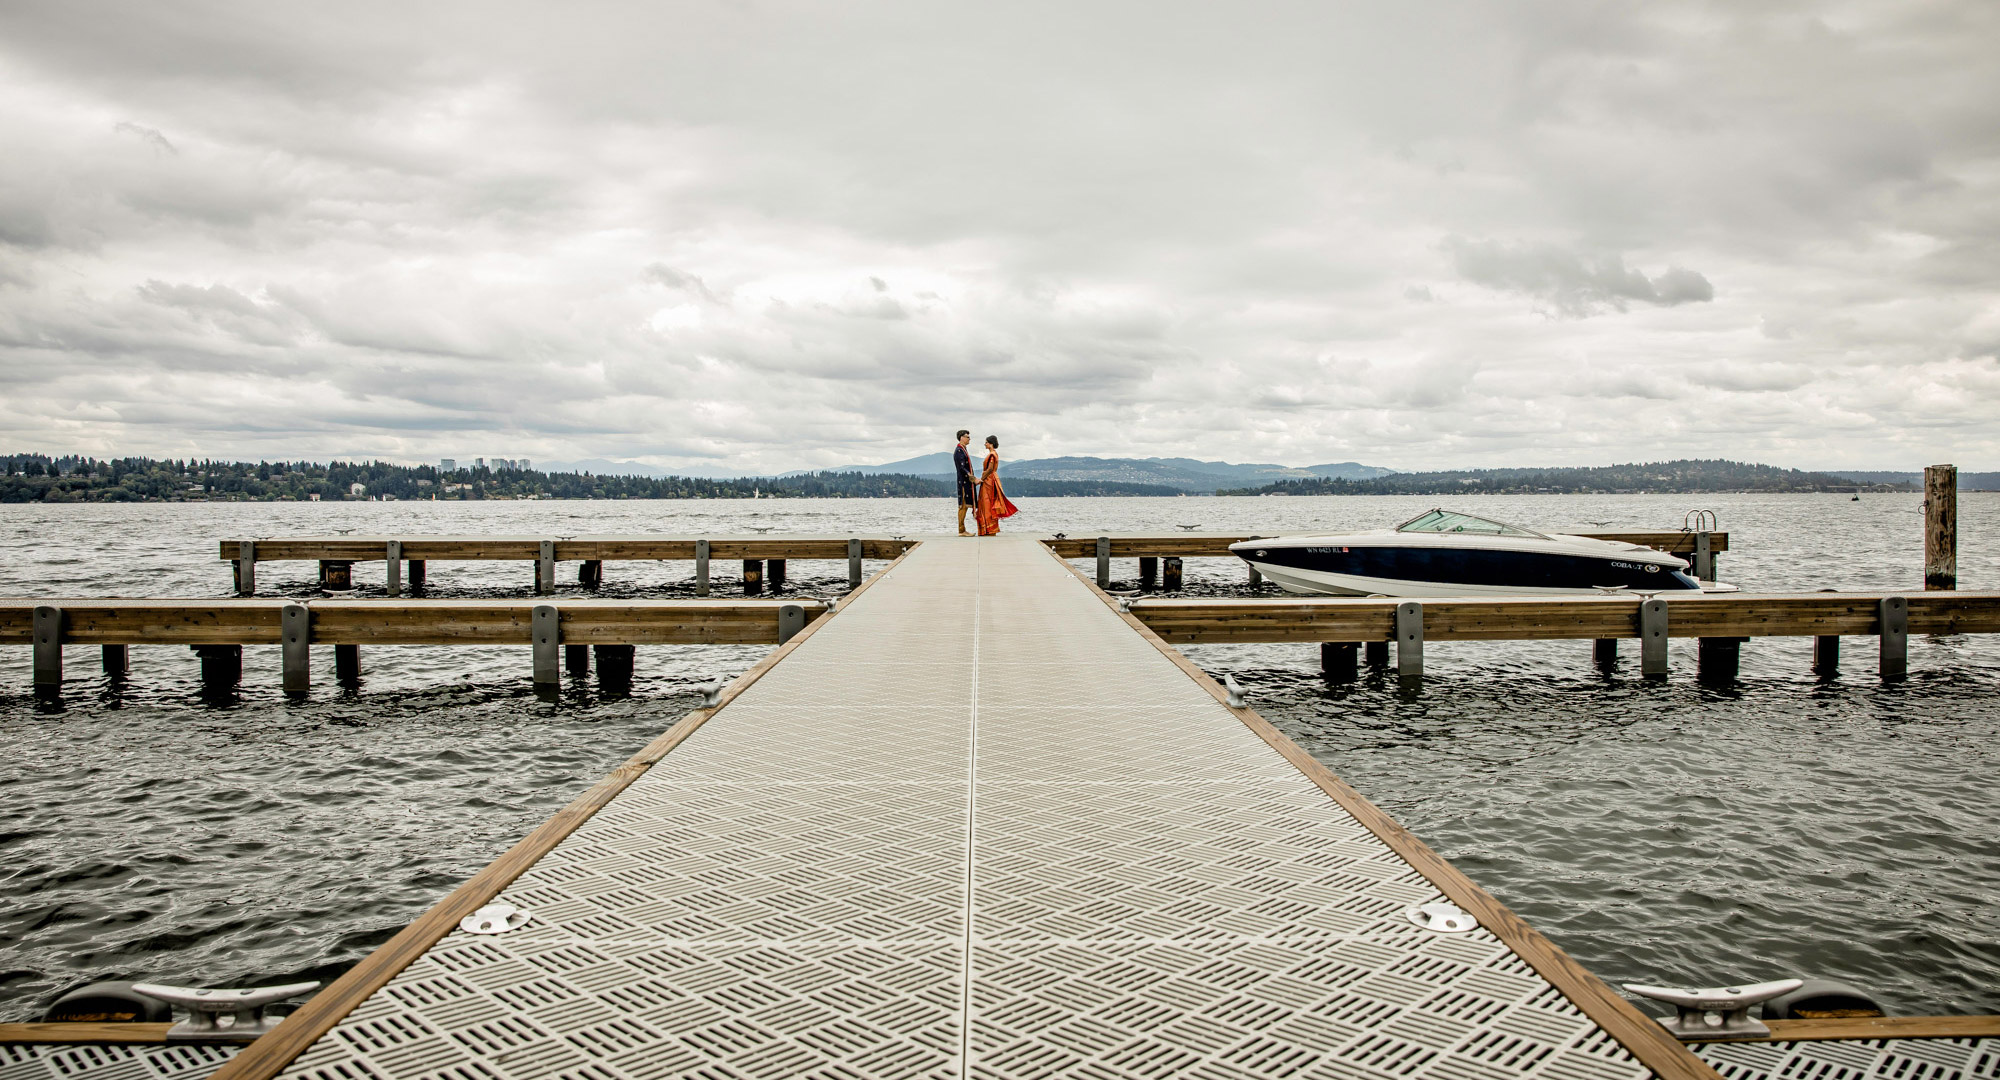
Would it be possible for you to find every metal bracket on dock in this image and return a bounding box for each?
[1223,674,1246,708]
[537,540,556,595]
[695,539,710,597]
[697,680,722,707]
[1640,598,1670,676]
[385,539,403,597]
[1096,537,1111,588]
[778,604,806,645]
[459,903,531,936]
[236,540,256,596]
[532,605,559,685]
[1395,602,1423,680]
[848,538,863,591]
[1878,595,1907,678]
[131,980,322,1043]
[33,605,62,687]
[281,603,310,693]
[1693,531,1715,581]
[1623,978,1803,1041]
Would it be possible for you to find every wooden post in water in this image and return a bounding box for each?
[1138,557,1157,592]
[1320,641,1358,682]
[320,561,354,593]
[1364,640,1390,668]
[192,644,242,690]
[408,560,427,588]
[101,644,129,678]
[335,644,361,684]
[1813,635,1840,678]
[593,644,635,685]
[1696,637,1742,683]
[743,559,763,596]
[565,644,590,675]
[579,561,602,590]
[1925,464,1957,590]
[769,559,787,590]
[1593,638,1618,671]
[1163,557,1184,591]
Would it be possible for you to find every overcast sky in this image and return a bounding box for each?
[1,1,1995,474]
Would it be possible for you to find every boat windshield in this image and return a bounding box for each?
[1395,509,1547,538]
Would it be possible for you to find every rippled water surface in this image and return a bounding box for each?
[2,494,1996,1019]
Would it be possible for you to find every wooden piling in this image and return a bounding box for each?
[769,559,787,590]
[102,643,128,678]
[565,644,590,675]
[1925,464,1957,590]
[743,559,764,596]
[1320,641,1358,682]
[593,644,635,684]
[408,560,427,587]
[1163,557,1184,591]
[1813,635,1839,677]
[336,644,361,684]
[1593,638,1617,670]
[1139,557,1157,591]
[1696,637,1742,683]
[192,644,242,688]
[579,560,602,590]
[320,561,354,593]
[1364,640,1389,668]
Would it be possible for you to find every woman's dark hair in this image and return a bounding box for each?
[985,436,998,448]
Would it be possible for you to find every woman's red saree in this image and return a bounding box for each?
[976,452,1019,536]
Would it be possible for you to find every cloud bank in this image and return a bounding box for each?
[0,0,1995,472]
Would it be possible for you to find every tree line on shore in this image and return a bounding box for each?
[0,454,1180,503]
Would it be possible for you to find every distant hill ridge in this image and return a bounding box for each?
[798,454,1395,490]
[1221,459,1929,496]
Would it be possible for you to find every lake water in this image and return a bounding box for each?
[1,493,1996,1021]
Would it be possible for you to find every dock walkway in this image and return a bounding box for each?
[234,535,1707,1080]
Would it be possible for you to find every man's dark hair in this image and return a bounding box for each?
[985,435,998,448]
[956,430,970,441]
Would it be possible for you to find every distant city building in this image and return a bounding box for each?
[440,458,455,471]
[520,459,531,472]
[476,458,485,468]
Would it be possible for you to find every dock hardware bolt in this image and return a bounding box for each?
[1622,978,1804,1041]
[458,903,531,936]
[130,980,322,1042]
[1405,901,1477,934]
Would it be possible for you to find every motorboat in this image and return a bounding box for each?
[1231,508,1734,597]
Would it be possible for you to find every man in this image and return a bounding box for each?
[953,429,975,535]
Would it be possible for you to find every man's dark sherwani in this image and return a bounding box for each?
[954,444,976,507]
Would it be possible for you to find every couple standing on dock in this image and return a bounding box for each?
[954,430,1019,536]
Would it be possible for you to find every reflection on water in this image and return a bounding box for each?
[1,493,1996,1019]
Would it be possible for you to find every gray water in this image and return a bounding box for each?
[1,494,1996,1021]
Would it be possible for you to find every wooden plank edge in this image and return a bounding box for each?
[0,1022,186,1045]
[1042,545,1724,1080]
[1696,1015,2000,1044]
[207,543,921,1080]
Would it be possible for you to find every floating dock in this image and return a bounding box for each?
[5,535,1996,1080]
[205,535,1716,1080]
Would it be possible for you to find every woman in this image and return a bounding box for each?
[975,435,1019,536]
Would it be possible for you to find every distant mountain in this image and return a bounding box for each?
[1826,470,2000,491]
[1223,459,1907,496]
[799,454,1398,491]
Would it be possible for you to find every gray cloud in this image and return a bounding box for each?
[1447,238,1714,317]
[112,121,175,154]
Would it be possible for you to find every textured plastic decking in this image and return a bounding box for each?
[269,535,1649,1079]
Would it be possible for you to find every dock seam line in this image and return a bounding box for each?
[957,586,981,1080]
[1040,543,1725,1080]
[206,544,922,1080]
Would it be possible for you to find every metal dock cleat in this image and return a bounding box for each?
[1623,978,1803,1040]
[459,902,532,936]
[131,980,321,1042]
[1405,901,1478,934]
[1222,674,1246,708]
[698,680,723,707]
